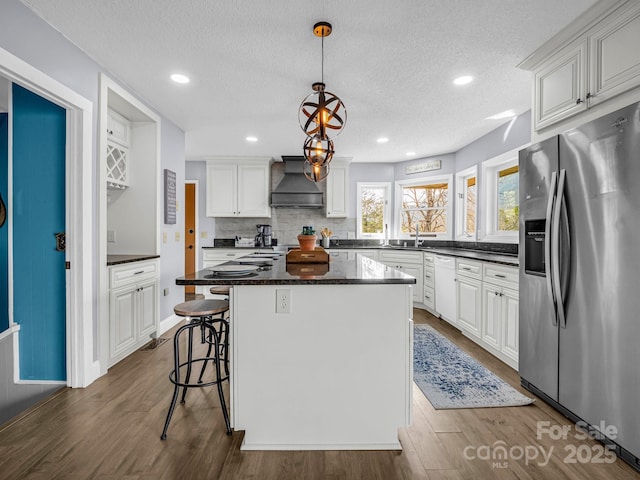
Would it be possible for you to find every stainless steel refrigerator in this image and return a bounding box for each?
[519,101,640,471]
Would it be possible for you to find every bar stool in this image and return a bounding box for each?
[209,285,231,297]
[160,299,231,440]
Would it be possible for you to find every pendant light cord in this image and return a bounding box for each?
[321,34,324,84]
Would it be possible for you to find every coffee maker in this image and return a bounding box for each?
[255,224,272,247]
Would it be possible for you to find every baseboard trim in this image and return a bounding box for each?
[240,440,403,451]
[159,314,183,336]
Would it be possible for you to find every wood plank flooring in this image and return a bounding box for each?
[0,309,638,479]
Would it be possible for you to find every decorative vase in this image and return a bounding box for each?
[297,234,317,251]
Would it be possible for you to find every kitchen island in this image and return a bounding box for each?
[176,252,415,450]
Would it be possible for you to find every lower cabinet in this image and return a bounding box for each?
[453,259,519,370]
[378,250,424,303]
[108,260,159,367]
[482,284,519,368]
[456,274,482,339]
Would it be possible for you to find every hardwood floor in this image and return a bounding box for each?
[0,309,638,479]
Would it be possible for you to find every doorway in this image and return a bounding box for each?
[0,45,95,388]
[184,182,197,297]
[12,84,67,381]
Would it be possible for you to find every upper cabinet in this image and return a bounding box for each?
[206,157,272,217]
[521,0,640,131]
[325,158,350,218]
[106,109,130,189]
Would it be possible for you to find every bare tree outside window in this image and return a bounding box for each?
[361,187,385,234]
[401,182,448,234]
[497,166,519,231]
[466,177,476,234]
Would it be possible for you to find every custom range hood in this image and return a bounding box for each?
[270,156,324,208]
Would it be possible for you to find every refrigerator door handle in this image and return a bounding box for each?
[552,169,567,329]
[545,170,558,326]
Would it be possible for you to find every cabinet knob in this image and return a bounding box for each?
[576,98,583,104]
[586,92,593,99]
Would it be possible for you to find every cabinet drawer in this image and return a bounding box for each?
[107,109,130,147]
[110,261,157,288]
[423,253,434,268]
[424,268,434,287]
[203,250,245,262]
[378,250,422,264]
[424,286,435,309]
[456,259,482,280]
[483,263,519,288]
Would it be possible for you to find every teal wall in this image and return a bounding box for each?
[12,84,66,381]
[0,113,7,333]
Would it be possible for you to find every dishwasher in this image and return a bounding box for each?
[434,255,456,324]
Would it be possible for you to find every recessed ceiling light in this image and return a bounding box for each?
[245,136,258,142]
[406,152,416,156]
[453,75,473,86]
[486,109,516,120]
[377,137,389,143]
[170,73,190,84]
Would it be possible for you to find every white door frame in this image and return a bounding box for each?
[97,73,161,375]
[0,46,97,388]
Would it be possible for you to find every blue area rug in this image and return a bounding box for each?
[413,324,534,409]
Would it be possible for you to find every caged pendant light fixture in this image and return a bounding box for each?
[298,21,347,182]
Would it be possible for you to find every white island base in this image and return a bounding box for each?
[230,283,413,450]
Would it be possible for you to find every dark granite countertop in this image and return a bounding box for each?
[177,252,416,286]
[107,254,160,266]
[202,243,518,267]
[377,246,518,267]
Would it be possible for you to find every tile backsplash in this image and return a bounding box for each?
[215,212,356,245]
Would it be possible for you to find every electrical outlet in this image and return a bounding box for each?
[200,231,208,239]
[162,232,167,243]
[175,232,181,241]
[276,289,291,314]
[107,230,116,242]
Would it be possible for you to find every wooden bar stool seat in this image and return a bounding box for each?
[161,299,231,440]
[209,285,231,296]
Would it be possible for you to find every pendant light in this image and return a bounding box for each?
[298,21,347,181]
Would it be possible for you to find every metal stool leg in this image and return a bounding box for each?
[211,326,232,435]
[161,323,190,440]
[180,324,195,404]
[197,316,215,383]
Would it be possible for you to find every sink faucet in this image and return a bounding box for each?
[415,224,420,247]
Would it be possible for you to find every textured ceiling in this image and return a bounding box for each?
[22,0,597,163]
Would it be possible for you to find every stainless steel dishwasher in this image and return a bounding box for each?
[434,255,456,324]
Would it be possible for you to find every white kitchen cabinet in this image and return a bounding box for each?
[108,260,159,367]
[456,274,482,340]
[329,248,378,262]
[378,250,423,303]
[480,263,519,370]
[206,158,272,217]
[525,0,640,131]
[481,283,502,351]
[588,1,640,106]
[106,109,130,189]
[533,40,588,130]
[325,159,349,218]
[423,253,435,312]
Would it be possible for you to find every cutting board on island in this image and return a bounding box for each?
[286,247,330,264]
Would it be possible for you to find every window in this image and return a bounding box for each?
[497,165,519,231]
[395,175,453,239]
[455,166,477,240]
[357,183,390,239]
[482,146,525,242]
